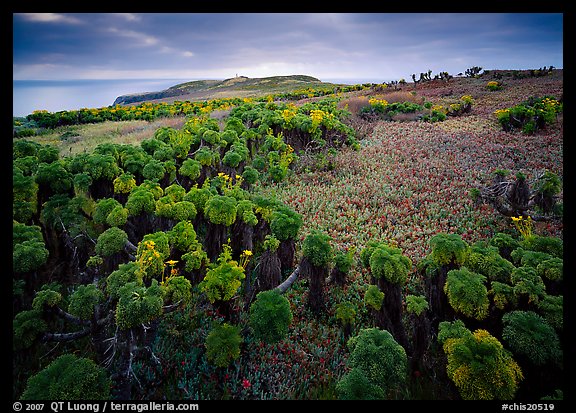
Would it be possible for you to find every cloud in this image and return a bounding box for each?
[106,27,159,46]
[16,13,83,24]
[110,13,141,22]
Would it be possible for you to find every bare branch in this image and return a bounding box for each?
[275,266,300,294]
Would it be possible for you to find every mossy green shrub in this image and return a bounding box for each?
[444,267,489,320]
[502,310,562,366]
[205,323,242,368]
[249,289,293,344]
[438,321,523,400]
[337,328,407,399]
[21,353,111,400]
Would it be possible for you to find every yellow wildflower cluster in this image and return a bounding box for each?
[310,109,326,128]
[217,172,243,191]
[239,250,253,269]
[494,108,510,116]
[368,98,388,107]
[511,215,533,239]
[282,106,297,123]
[431,105,447,114]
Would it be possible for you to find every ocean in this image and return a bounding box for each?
[12,79,190,118]
[12,77,386,118]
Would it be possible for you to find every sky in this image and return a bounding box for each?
[13,13,563,83]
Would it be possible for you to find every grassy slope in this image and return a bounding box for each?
[113,74,342,105]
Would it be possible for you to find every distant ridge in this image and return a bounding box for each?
[112,74,337,106]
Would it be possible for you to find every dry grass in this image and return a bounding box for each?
[380,90,425,105]
[28,116,188,158]
[337,96,370,115]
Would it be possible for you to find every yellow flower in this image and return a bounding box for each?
[166,260,179,266]
[242,250,253,257]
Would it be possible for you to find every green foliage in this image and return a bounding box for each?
[249,290,293,344]
[437,319,470,344]
[168,220,198,252]
[534,170,561,197]
[21,354,111,400]
[106,262,140,300]
[162,275,192,306]
[222,150,243,168]
[142,159,166,182]
[440,325,523,400]
[113,172,136,194]
[199,244,245,303]
[204,195,238,226]
[520,235,563,258]
[343,328,407,397]
[405,294,429,316]
[35,161,73,194]
[333,248,354,273]
[368,244,412,284]
[428,233,469,267]
[536,257,563,281]
[13,309,47,350]
[235,200,258,226]
[67,284,104,320]
[183,184,214,214]
[136,232,170,280]
[179,159,202,181]
[242,166,259,185]
[489,281,517,310]
[502,310,562,366]
[32,288,62,311]
[182,243,209,272]
[465,242,514,283]
[73,172,92,194]
[364,284,384,311]
[270,205,303,241]
[13,222,49,273]
[126,187,156,216]
[107,205,128,227]
[489,232,520,256]
[194,147,218,166]
[444,267,489,320]
[510,266,546,304]
[95,227,128,257]
[536,294,563,331]
[115,280,163,330]
[84,153,121,181]
[13,166,39,222]
[302,231,333,267]
[93,198,122,225]
[495,96,562,134]
[205,323,242,368]
[336,368,385,400]
[335,301,357,325]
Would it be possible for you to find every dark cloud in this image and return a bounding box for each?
[13,13,563,81]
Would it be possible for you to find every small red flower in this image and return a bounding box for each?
[242,378,251,389]
[181,361,186,366]
[414,370,421,378]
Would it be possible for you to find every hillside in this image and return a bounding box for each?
[13,69,564,401]
[112,74,341,105]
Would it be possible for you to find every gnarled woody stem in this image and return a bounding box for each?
[275,266,300,294]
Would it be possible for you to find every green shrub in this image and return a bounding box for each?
[249,290,293,344]
[502,310,562,366]
[21,354,111,400]
[94,227,127,257]
[444,267,489,320]
[438,322,523,400]
[341,328,407,397]
[205,323,242,368]
[302,231,333,267]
